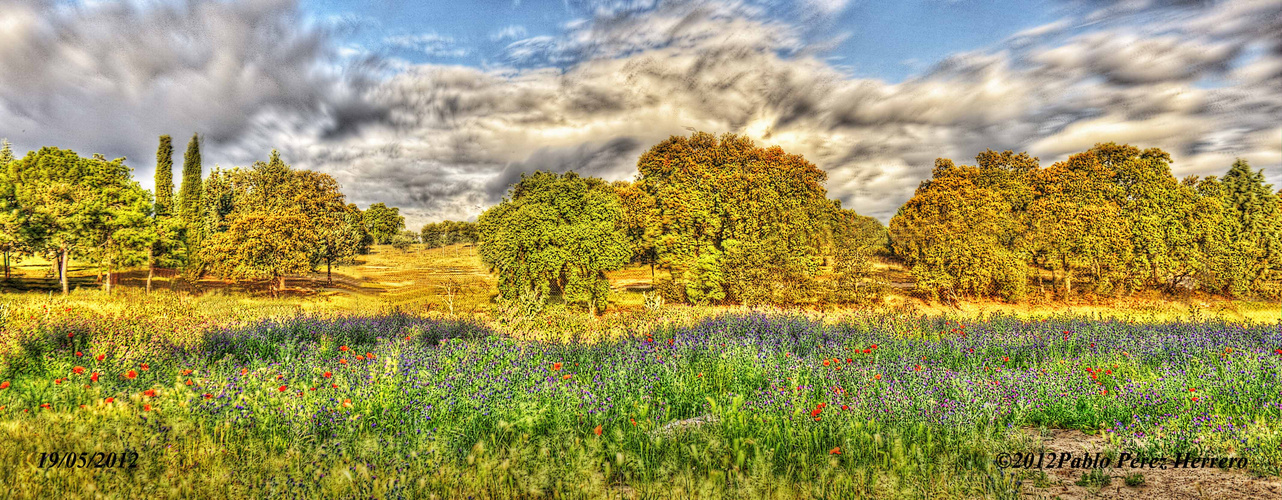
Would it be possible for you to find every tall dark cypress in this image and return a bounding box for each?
[178,133,204,272]
[154,135,174,217]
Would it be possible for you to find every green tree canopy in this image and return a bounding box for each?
[477,171,631,314]
[635,131,838,305]
[364,203,405,245]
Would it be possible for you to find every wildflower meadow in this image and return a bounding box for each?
[1,292,1280,498]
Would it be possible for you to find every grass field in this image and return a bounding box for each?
[1,245,1280,499]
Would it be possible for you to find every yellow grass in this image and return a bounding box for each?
[2,244,1277,324]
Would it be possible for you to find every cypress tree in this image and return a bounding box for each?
[178,133,204,274]
[154,135,174,216]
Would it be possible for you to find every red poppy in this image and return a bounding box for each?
[870,344,878,349]
[143,404,151,411]
[96,354,105,361]
[811,407,822,418]
[1105,370,1112,375]
[323,371,333,378]
[863,349,871,354]
[41,403,51,409]
[355,355,364,361]
[823,360,830,367]
[874,374,882,380]
[143,389,156,397]
[182,370,193,375]
[184,379,192,386]
[140,363,149,371]
[846,358,853,363]
[366,353,375,359]
[552,362,563,371]
[105,397,114,403]
[90,373,99,382]
[1191,396,1199,402]
[1189,388,1196,392]
[593,425,603,436]
[339,359,348,365]
[342,398,352,407]
[203,394,213,399]
[125,370,138,380]
[841,405,849,410]
[0,381,9,389]
[1002,357,1009,363]
[278,385,287,392]
[562,374,572,380]
[830,447,841,455]
[331,383,338,388]
[340,345,349,352]
[241,368,248,376]
[75,351,83,357]
[914,365,922,371]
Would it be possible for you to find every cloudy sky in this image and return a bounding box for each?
[1,0,1279,229]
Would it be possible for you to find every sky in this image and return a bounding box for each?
[1,0,1279,230]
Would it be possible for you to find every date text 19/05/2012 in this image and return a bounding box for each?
[994,451,1247,470]
[36,451,139,469]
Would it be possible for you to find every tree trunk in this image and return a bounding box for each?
[146,246,154,293]
[327,258,332,284]
[3,251,8,279]
[105,263,112,295]
[60,248,69,295]
[278,275,286,295]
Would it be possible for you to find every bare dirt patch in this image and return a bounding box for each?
[1013,428,1282,499]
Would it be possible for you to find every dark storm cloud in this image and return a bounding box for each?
[485,137,642,202]
[0,0,386,184]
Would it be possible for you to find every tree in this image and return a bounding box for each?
[177,133,204,277]
[477,171,631,315]
[635,132,835,305]
[890,156,1031,300]
[154,135,174,217]
[1027,150,1132,297]
[7,147,142,294]
[0,139,23,278]
[828,207,888,305]
[200,151,361,291]
[146,134,179,291]
[1206,159,1282,297]
[345,204,374,255]
[364,203,404,244]
[204,214,315,295]
[612,180,661,279]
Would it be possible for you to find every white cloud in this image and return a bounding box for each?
[1,0,1279,230]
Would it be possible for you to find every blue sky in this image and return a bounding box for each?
[1,0,1279,228]
[305,0,1066,82]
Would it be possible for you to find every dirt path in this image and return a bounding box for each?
[1013,428,1282,499]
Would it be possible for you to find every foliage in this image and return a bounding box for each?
[177,134,204,276]
[477,171,631,314]
[3,147,150,294]
[363,203,404,245]
[421,220,478,248]
[892,144,1282,300]
[200,151,354,293]
[635,132,856,305]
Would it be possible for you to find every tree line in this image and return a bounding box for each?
[0,135,413,294]
[889,143,1282,301]
[476,132,887,313]
[4,132,1277,305]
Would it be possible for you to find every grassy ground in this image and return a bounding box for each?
[0,245,1280,498]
